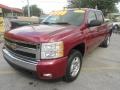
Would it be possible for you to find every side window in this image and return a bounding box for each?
[88,11,96,24]
[96,11,104,23]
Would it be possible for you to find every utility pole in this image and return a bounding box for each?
[95,5,98,9]
[27,0,30,17]
[11,10,14,17]
[95,0,98,9]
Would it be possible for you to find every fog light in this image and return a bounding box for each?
[43,74,52,78]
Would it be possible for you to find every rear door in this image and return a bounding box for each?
[95,11,107,43]
[85,11,100,53]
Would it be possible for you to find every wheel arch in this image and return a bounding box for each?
[68,43,86,57]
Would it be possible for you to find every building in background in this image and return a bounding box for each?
[0,8,5,32]
[0,4,23,17]
[0,4,23,32]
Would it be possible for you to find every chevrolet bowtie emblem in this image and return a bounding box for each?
[10,43,17,50]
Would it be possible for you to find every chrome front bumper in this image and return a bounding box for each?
[2,48,37,71]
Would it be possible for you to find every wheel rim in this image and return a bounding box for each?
[70,57,80,77]
[107,37,110,45]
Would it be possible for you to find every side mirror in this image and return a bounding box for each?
[88,20,101,27]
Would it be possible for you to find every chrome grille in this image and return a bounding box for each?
[4,38,40,62]
[5,38,37,49]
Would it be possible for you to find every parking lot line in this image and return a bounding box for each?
[0,66,120,75]
[0,70,16,75]
[82,66,120,72]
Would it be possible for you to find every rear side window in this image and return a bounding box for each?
[95,11,104,23]
[87,11,96,24]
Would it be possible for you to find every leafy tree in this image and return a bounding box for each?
[69,0,120,16]
[23,5,43,17]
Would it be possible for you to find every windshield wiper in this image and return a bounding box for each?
[42,22,51,24]
[42,22,70,25]
[53,22,70,25]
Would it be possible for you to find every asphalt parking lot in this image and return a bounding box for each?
[0,34,120,90]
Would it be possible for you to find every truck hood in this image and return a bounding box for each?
[5,25,78,43]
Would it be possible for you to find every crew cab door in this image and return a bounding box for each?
[85,11,100,53]
[95,11,107,43]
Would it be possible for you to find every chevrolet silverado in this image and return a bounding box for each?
[3,8,111,82]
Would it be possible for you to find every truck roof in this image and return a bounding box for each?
[50,8,102,14]
[49,8,102,16]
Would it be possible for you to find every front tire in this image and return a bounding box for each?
[63,50,82,82]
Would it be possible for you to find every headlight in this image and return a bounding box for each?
[41,41,64,59]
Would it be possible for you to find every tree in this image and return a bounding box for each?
[23,5,43,17]
[69,0,120,16]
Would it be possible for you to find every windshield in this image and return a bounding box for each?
[42,10,85,26]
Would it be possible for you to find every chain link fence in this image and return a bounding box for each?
[0,18,11,43]
[0,33,3,43]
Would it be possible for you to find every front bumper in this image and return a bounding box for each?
[36,57,67,79]
[3,48,37,71]
[3,48,67,79]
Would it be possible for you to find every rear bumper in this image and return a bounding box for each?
[3,48,68,79]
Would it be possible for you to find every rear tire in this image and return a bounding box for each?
[100,36,110,48]
[63,50,82,82]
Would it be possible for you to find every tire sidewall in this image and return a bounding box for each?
[64,50,82,82]
[104,36,110,47]
[100,36,111,48]
[107,36,110,46]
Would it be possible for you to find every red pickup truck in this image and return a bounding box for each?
[3,8,111,82]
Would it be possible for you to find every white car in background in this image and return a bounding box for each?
[113,22,120,29]
[105,18,113,30]
[112,17,120,30]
